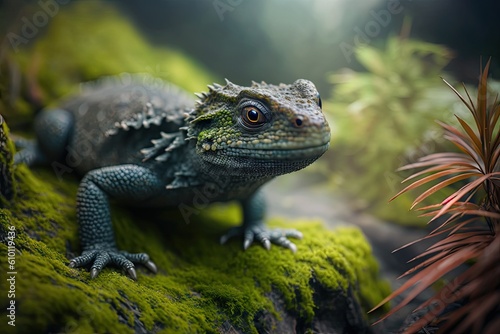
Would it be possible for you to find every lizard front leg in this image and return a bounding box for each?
[220,190,303,252]
[69,164,163,280]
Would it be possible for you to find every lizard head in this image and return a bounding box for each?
[186,79,331,177]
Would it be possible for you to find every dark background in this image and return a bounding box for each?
[1,0,499,97]
[115,0,500,95]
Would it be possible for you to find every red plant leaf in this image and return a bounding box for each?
[455,115,482,157]
[391,170,479,204]
[461,210,500,219]
[442,132,484,169]
[398,153,475,171]
[411,173,480,209]
[374,60,500,333]
[447,217,482,235]
[427,212,471,235]
[436,173,500,220]
[371,246,482,324]
[477,60,490,137]
[401,164,474,183]
[442,78,475,115]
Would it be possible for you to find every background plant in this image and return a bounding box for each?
[372,60,500,333]
[323,36,458,225]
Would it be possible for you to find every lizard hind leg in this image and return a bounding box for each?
[14,108,73,166]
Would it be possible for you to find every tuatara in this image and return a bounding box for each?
[14,74,331,280]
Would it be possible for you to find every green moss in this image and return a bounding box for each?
[0,118,15,202]
[0,166,390,333]
[2,0,216,124]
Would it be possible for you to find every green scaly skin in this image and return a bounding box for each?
[13,74,331,280]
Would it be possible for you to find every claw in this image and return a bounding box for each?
[90,268,99,279]
[289,230,303,240]
[144,260,157,273]
[127,267,137,281]
[221,223,302,252]
[69,248,156,279]
[243,238,252,250]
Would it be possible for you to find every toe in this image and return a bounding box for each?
[110,253,135,271]
[144,260,158,273]
[121,252,157,274]
[221,225,302,252]
[243,231,256,250]
[254,231,271,250]
[285,229,303,240]
[68,250,98,268]
[91,252,111,276]
[90,268,100,279]
[273,236,297,253]
[111,255,137,280]
[127,267,138,281]
[121,252,149,263]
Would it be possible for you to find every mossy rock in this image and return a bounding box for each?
[0,116,15,202]
[0,128,389,333]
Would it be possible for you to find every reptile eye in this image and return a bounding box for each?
[238,99,270,130]
[316,93,322,108]
[241,106,266,127]
[294,117,303,127]
[246,107,261,123]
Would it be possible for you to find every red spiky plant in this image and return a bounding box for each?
[371,60,500,333]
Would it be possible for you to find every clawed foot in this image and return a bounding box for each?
[68,249,157,280]
[220,223,303,253]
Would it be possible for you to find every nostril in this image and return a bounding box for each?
[295,118,303,127]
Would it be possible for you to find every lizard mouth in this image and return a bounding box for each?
[200,141,330,176]
[223,142,330,161]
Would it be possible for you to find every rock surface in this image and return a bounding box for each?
[264,172,443,333]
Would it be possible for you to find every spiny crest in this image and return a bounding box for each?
[250,80,268,88]
[140,131,185,162]
[105,102,170,136]
[250,80,290,90]
[187,79,242,123]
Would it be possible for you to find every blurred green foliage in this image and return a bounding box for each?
[324,37,458,225]
[0,0,215,126]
